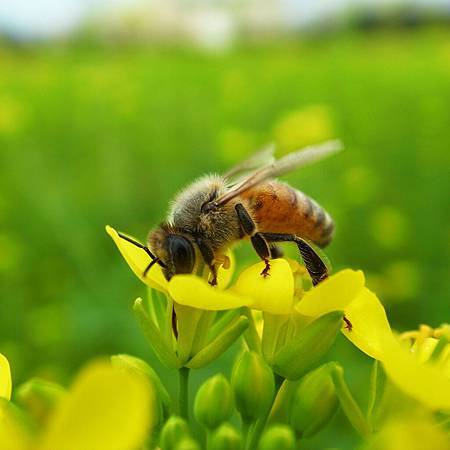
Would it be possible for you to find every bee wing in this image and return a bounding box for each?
[215,140,343,207]
[223,143,276,181]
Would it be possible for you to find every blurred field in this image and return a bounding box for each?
[0,29,449,446]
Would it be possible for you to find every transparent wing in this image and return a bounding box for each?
[223,143,276,182]
[215,140,343,207]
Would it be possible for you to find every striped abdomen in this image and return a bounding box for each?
[240,181,334,247]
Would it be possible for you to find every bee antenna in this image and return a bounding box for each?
[156,259,167,270]
[117,231,157,260]
[143,258,159,277]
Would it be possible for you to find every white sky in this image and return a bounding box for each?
[0,0,447,39]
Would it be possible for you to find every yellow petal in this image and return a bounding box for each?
[168,275,252,310]
[365,412,450,450]
[342,288,393,360]
[39,360,153,450]
[296,269,365,317]
[0,399,31,450]
[0,354,12,401]
[381,338,450,411]
[232,259,294,314]
[106,225,168,293]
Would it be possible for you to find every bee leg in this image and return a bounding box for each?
[235,203,271,277]
[235,203,256,235]
[251,233,271,277]
[196,238,218,286]
[270,245,284,259]
[261,233,329,286]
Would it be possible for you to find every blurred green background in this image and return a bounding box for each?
[1,4,449,447]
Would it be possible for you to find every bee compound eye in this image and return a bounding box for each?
[168,235,195,274]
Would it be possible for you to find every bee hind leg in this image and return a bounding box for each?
[270,245,284,259]
[260,233,329,286]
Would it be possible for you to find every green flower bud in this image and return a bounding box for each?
[194,374,234,430]
[231,351,274,423]
[273,311,343,380]
[111,354,171,421]
[258,424,296,450]
[289,363,338,438]
[174,437,201,450]
[210,423,242,450]
[16,378,66,426]
[160,416,191,450]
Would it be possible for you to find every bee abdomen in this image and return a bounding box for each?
[240,180,334,247]
[242,181,335,248]
[296,190,334,247]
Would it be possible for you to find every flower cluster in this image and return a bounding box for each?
[1,225,448,450]
[105,225,450,449]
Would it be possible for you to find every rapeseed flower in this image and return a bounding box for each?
[298,278,450,410]
[107,225,294,314]
[107,225,450,411]
[0,353,11,401]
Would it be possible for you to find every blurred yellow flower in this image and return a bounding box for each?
[364,412,450,450]
[0,96,27,135]
[0,353,12,401]
[0,360,154,450]
[273,105,335,154]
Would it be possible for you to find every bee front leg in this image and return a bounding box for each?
[196,238,218,286]
[235,203,271,277]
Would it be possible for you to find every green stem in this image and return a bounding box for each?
[246,375,285,450]
[242,420,251,449]
[179,367,190,420]
[206,429,213,450]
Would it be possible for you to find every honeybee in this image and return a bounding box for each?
[118,140,341,286]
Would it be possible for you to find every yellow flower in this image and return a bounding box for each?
[107,224,450,409]
[0,359,154,450]
[297,277,450,410]
[107,225,294,314]
[364,411,450,450]
[0,353,12,401]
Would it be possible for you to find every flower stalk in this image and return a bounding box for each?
[179,367,190,420]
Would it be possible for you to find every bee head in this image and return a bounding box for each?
[148,226,196,280]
